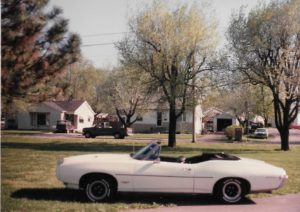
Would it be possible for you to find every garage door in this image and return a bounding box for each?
[217,119,232,131]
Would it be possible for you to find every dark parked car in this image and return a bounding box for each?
[56,120,74,133]
[83,122,131,139]
[289,124,300,130]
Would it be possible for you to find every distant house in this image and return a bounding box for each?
[129,105,203,134]
[202,107,223,132]
[17,100,95,132]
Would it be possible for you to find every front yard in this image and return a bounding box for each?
[1,133,300,212]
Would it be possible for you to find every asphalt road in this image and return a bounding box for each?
[124,193,300,212]
[25,128,300,144]
[198,128,300,144]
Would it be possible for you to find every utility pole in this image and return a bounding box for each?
[192,77,196,143]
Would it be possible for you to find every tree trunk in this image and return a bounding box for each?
[273,98,291,151]
[279,128,289,151]
[264,117,269,127]
[168,105,177,147]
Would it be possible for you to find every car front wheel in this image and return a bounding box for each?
[85,178,113,202]
[114,133,120,139]
[217,179,244,203]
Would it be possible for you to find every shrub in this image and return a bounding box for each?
[225,125,243,140]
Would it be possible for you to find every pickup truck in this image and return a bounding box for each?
[82,122,131,139]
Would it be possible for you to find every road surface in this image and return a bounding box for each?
[123,193,300,212]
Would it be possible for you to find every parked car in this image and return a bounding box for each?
[254,128,269,139]
[55,120,74,133]
[56,141,288,204]
[82,122,131,139]
[289,124,300,130]
[1,117,5,130]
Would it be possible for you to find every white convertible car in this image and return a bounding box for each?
[56,141,288,203]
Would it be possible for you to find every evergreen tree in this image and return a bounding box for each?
[1,0,81,110]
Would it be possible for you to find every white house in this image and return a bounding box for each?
[130,105,203,134]
[292,105,300,126]
[17,100,95,132]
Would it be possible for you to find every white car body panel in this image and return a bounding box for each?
[56,143,288,196]
[132,161,194,192]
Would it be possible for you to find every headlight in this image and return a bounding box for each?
[57,158,64,166]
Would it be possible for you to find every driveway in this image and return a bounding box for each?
[123,193,300,212]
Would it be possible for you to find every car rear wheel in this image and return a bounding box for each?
[85,178,114,202]
[216,178,245,203]
[84,132,92,138]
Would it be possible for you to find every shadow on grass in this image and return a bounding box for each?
[11,188,87,203]
[2,141,275,154]
[11,188,255,206]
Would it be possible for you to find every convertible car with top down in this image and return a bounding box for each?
[56,141,288,203]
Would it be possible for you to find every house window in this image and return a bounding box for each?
[30,113,37,126]
[79,117,84,123]
[157,112,162,126]
[136,115,143,122]
[182,112,186,122]
[37,113,47,126]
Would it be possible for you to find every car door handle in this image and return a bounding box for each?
[183,168,192,171]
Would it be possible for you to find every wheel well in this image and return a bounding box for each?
[79,173,118,190]
[213,177,251,195]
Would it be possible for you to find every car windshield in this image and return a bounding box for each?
[256,128,266,132]
[131,142,161,160]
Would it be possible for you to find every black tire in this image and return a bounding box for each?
[114,133,120,139]
[216,178,245,203]
[84,132,92,138]
[85,178,114,202]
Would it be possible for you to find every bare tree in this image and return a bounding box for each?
[227,0,300,150]
[117,2,217,147]
[103,66,154,128]
[63,60,109,112]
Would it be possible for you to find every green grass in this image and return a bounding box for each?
[131,133,195,140]
[1,134,300,212]
[1,129,52,135]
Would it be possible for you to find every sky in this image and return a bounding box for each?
[50,0,268,69]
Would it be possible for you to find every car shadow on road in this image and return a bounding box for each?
[11,188,255,206]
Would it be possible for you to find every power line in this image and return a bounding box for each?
[82,32,127,38]
[81,42,116,47]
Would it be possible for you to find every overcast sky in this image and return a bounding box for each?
[50,0,268,68]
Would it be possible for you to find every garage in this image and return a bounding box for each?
[217,119,232,131]
[213,112,238,132]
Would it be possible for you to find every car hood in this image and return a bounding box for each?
[62,153,133,164]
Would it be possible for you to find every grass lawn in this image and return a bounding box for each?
[1,134,300,212]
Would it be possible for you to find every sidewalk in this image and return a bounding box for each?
[123,193,300,212]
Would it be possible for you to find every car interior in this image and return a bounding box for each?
[132,142,240,164]
[159,153,240,164]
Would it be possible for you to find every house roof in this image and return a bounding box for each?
[203,107,223,122]
[44,100,85,112]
